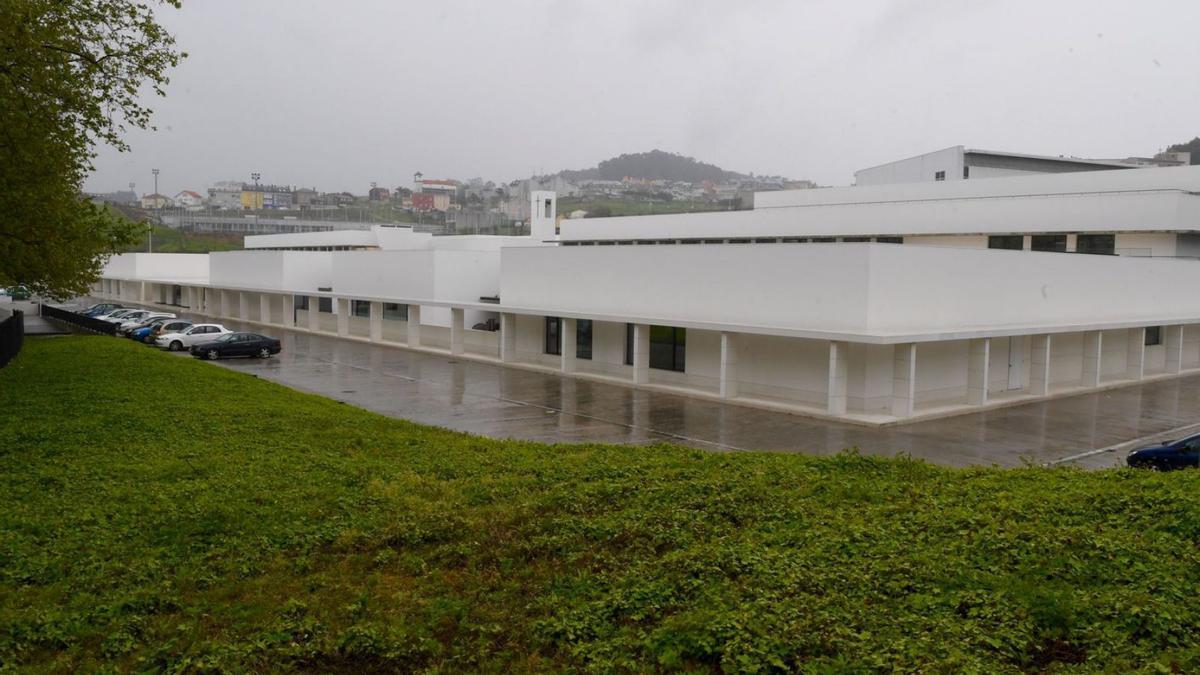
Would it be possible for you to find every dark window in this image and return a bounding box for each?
[781,237,808,243]
[383,303,407,320]
[1031,235,1067,252]
[875,236,903,244]
[988,235,1024,250]
[1146,326,1162,346]
[811,236,835,243]
[963,166,970,179]
[649,325,686,372]
[545,317,561,355]
[318,297,332,312]
[624,323,634,365]
[841,236,870,243]
[1077,234,1115,255]
[577,319,592,360]
[352,300,371,317]
[935,170,946,181]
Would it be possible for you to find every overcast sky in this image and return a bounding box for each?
[86,0,1200,196]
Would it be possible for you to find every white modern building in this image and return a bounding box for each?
[94,165,1200,426]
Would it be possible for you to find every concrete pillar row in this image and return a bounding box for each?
[260,293,272,325]
[1082,331,1103,387]
[967,337,990,406]
[281,294,295,328]
[369,301,383,342]
[826,340,847,414]
[560,317,577,372]
[450,307,466,355]
[632,323,650,385]
[238,292,250,321]
[139,281,148,303]
[1030,334,1052,397]
[720,332,740,400]
[307,296,321,331]
[1127,327,1146,380]
[891,343,916,418]
[500,313,517,362]
[336,298,350,337]
[1165,325,1184,375]
[407,305,422,347]
[219,290,230,318]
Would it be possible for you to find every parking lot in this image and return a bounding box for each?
[60,299,1200,468]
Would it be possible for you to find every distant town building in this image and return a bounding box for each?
[173,190,204,210]
[293,187,319,209]
[92,190,138,205]
[207,181,243,210]
[368,187,391,202]
[139,193,173,209]
[412,192,450,212]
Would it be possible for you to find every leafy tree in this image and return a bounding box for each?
[0,0,184,299]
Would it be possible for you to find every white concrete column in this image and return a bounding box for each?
[500,313,517,362]
[185,286,195,311]
[336,298,350,337]
[219,290,230,318]
[260,293,272,324]
[560,317,577,372]
[1165,325,1184,375]
[1127,327,1145,380]
[406,305,421,347]
[281,295,295,327]
[239,292,251,320]
[1082,331,1103,387]
[1030,334,1052,396]
[139,282,148,303]
[369,301,383,342]
[1066,234,1078,253]
[826,340,847,414]
[632,323,650,384]
[720,332,740,399]
[967,338,990,405]
[891,343,916,418]
[450,307,465,355]
[307,296,321,331]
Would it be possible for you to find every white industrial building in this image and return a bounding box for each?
[94,159,1200,425]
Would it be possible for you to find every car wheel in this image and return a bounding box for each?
[206,349,220,360]
[170,341,183,352]
[257,347,272,359]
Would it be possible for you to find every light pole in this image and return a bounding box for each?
[150,169,159,252]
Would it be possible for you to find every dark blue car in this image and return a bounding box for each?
[1127,434,1200,471]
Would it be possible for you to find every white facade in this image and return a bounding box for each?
[95,163,1200,425]
[853,145,1138,186]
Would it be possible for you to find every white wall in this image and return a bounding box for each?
[502,243,873,333]
[209,251,332,292]
[853,146,963,186]
[103,253,209,281]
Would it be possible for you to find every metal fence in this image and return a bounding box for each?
[39,304,116,335]
[0,309,24,369]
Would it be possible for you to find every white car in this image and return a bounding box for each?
[117,312,175,335]
[95,308,138,322]
[156,323,231,351]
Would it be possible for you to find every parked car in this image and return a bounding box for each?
[190,332,282,360]
[156,323,231,351]
[131,318,192,343]
[95,308,138,321]
[8,286,30,301]
[106,309,152,326]
[81,303,123,316]
[1127,435,1200,471]
[117,312,175,335]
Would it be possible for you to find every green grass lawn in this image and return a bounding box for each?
[1,337,1199,672]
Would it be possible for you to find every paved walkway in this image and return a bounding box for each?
[99,304,1194,469]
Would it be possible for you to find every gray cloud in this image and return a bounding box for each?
[86,0,1200,196]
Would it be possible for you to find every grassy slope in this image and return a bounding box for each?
[1,337,1198,672]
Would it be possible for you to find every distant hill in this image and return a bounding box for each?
[558,150,747,183]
